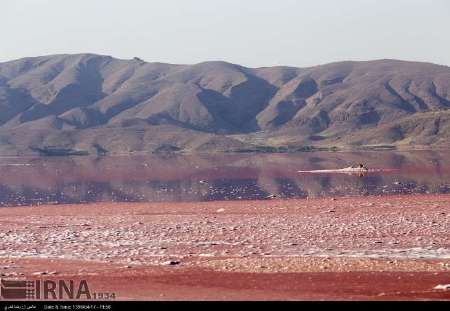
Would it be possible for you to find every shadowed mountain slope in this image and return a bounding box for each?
[0,54,449,154]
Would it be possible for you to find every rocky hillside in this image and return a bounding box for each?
[0,54,449,155]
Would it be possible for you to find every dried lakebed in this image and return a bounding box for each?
[0,194,450,300]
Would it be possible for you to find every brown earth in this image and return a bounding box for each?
[1,54,450,155]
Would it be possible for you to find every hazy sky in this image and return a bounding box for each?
[2,0,450,67]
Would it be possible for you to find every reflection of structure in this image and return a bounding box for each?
[297,168,372,175]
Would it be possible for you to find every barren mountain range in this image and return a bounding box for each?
[0,54,449,155]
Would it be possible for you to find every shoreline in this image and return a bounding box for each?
[1,194,450,300]
[0,146,450,157]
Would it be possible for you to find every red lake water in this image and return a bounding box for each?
[0,150,449,206]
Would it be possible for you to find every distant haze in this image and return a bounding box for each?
[2,0,450,67]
